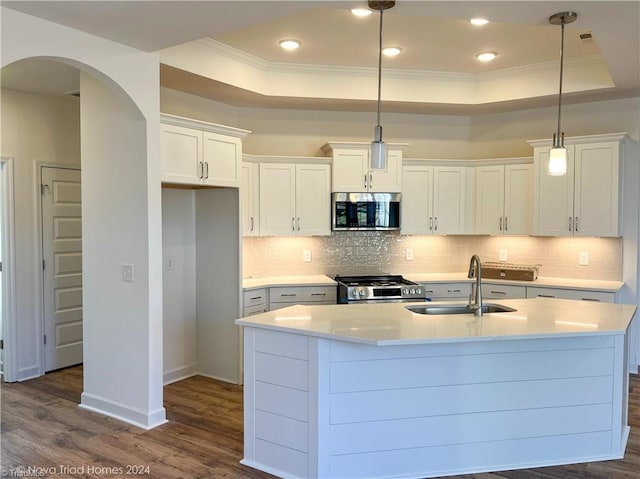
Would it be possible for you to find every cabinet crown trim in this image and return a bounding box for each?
[527,132,628,148]
[321,141,409,154]
[161,113,251,138]
[403,157,532,167]
[243,154,331,165]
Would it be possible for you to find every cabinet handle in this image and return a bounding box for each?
[581,297,600,302]
[250,217,254,231]
[311,293,326,296]
[297,217,300,231]
[292,217,295,231]
[249,296,263,301]
[434,217,438,231]
[204,162,209,180]
[447,289,461,293]
[499,217,502,231]
[538,294,555,298]
[569,217,573,232]
[575,217,579,232]
[504,217,508,231]
[280,293,296,297]
[425,289,435,294]
[429,217,433,231]
[369,173,373,189]
[490,290,507,295]
[198,161,204,179]
[364,174,367,188]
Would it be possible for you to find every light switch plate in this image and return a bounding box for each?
[303,249,312,263]
[579,251,589,266]
[499,249,508,261]
[405,248,414,261]
[122,263,134,282]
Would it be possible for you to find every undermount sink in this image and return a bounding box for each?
[406,303,517,315]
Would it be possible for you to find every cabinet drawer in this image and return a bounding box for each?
[270,286,336,304]
[421,282,471,300]
[244,288,268,307]
[526,286,615,303]
[244,304,268,317]
[483,283,527,299]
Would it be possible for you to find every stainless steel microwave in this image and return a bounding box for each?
[332,192,401,231]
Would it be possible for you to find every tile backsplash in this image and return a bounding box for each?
[243,233,622,281]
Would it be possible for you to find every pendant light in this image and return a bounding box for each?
[369,0,395,170]
[548,11,577,176]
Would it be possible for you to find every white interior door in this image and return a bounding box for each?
[0,162,4,374]
[41,166,83,371]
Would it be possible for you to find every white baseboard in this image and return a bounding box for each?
[163,363,198,385]
[17,365,41,382]
[79,392,167,430]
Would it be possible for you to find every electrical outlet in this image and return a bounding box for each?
[499,249,508,262]
[579,251,589,266]
[303,249,312,263]
[122,263,135,282]
[405,248,414,261]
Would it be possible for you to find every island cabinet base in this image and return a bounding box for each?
[241,327,630,479]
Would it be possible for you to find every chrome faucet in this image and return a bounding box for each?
[468,254,483,316]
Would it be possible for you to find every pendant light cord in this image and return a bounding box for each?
[376,6,384,129]
[555,15,566,147]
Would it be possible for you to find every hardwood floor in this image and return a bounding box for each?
[2,367,639,479]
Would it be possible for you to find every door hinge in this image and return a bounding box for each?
[0,339,4,350]
[0,261,2,272]
[43,259,45,270]
[44,335,47,345]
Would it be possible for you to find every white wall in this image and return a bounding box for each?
[2,7,165,429]
[0,89,80,379]
[161,188,197,384]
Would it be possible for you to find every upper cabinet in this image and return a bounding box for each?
[402,163,471,235]
[321,142,406,193]
[259,159,331,236]
[241,160,260,236]
[160,114,250,187]
[475,162,533,235]
[529,133,626,237]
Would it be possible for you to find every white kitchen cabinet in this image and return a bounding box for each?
[529,134,625,237]
[482,283,527,299]
[240,161,260,236]
[526,286,615,303]
[402,164,470,235]
[322,142,405,193]
[259,161,331,236]
[269,285,337,310]
[243,288,268,316]
[160,114,249,187]
[475,163,532,235]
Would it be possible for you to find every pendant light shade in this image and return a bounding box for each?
[369,1,395,170]
[547,11,577,176]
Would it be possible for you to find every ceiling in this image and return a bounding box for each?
[2,1,639,114]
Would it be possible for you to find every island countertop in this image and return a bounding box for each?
[236,297,637,346]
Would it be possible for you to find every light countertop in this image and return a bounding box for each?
[243,274,623,293]
[236,298,637,346]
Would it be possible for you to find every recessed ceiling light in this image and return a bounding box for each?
[382,46,402,57]
[351,8,372,17]
[470,17,490,26]
[475,51,498,62]
[279,39,301,51]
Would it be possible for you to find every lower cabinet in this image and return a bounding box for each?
[243,288,268,316]
[269,286,337,310]
[421,282,471,302]
[526,286,615,303]
[483,283,527,299]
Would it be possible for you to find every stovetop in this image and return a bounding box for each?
[335,275,425,303]
[335,275,414,287]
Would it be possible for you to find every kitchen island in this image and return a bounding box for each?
[236,298,636,479]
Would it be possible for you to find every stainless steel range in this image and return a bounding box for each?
[335,274,425,304]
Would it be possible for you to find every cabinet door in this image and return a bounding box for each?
[533,146,575,236]
[160,123,202,184]
[421,282,470,301]
[296,164,331,236]
[332,149,367,192]
[475,165,505,235]
[504,164,533,235]
[259,163,296,236]
[526,286,615,303]
[483,283,527,299]
[241,162,259,236]
[202,132,241,187]
[369,149,402,192]
[574,142,620,237]
[433,167,467,234]
[401,165,433,234]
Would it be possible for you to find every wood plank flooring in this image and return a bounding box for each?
[2,367,639,479]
